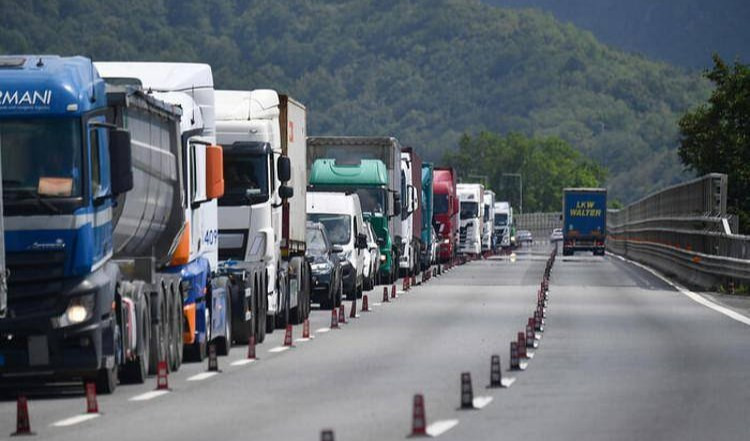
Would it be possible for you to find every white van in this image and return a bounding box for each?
[307,192,368,298]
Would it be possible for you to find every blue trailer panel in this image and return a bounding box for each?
[562,188,606,256]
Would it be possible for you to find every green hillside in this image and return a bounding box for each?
[0,0,710,203]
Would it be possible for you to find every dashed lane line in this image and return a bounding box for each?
[230,359,256,367]
[186,372,218,382]
[268,346,290,353]
[472,396,493,409]
[426,419,459,437]
[129,390,170,401]
[51,414,100,427]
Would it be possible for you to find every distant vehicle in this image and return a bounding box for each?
[494,201,515,250]
[433,167,459,263]
[458,183,485,256]
[363,222,380,290]
[482,190,496,252]
[550,228,564,242]
[562,188,607,256]
[306,222,344,309]
[400,147,422,277]
[517,230,533,244]
[307,192,368,299]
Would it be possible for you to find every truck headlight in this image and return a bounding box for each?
[443,239,450,245]
[379,255,387,262]
[55,294,95,328]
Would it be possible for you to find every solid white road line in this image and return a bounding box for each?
[230,359,256,367]
[426,419,459,437]
[268,346,290,353]
[52,414,100,427]
[129,390,170,401]
[186,372,218,382]
[611,253,750,326]
[473,396,493,409]
[315,327,330,334]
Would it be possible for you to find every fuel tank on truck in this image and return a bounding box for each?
[107,86,186,266]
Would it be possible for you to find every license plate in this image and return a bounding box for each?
[28,335,49,366]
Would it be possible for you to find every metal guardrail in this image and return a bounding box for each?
[607,173,750,289]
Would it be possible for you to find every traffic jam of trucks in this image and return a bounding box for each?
[0,54,594,397]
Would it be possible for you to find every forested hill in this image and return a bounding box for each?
[0,0,709,203]
[487,0,750,69]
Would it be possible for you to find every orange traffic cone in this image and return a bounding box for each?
[156,360,169,390]
[12,395,33,436]
[410,394,428,437]
[85,382,98,414]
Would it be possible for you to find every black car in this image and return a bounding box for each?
[306,222,344,309]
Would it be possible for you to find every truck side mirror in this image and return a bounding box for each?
[279,185,294,199]
[332,245,344,254]
[356,233,368,249]
[392,194,401,217]
[109,129,133,195]
[278,156,291,182]
[206,145,225,199]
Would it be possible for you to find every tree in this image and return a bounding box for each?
[444,131,606,212]
[678,55,750,232]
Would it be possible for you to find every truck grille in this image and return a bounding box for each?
[5,251,67,318]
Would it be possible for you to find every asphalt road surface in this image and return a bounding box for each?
[1,244,748,440]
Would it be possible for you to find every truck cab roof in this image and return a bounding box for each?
[0,55,105,116]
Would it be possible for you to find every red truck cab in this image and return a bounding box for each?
[433,167,459,263]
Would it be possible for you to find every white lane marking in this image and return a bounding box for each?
[372,302,382,307]
[315,327,330,334]
[611,253,750,326]
[473,396,493,409]
[294,337,313,343]
[501,377,517,388]
[129,390,170,401]
[230,359,256,367]
[187,372,218,382]
[268,346,290,353]
[426,419,459,437]
[52,414,100,427]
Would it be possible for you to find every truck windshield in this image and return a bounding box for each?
[308,214,351,245]
[356,188,385,216]
[460,201,478,219]
[495,213,508,226]
[306,228,329,254]
[434,194,449,214]
[0,118,82,199]
[220,152,269,206]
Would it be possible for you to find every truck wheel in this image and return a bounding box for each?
[230,281,251,345]
[255,280,267,343]
[95,364,118,395]
[148,291,167,373]
[217,295,232,356]
[121,295,150,384]
[169,284,183,372]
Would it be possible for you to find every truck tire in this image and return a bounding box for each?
[95,364,118,395]
[230,279,251,345]
[121,292,150,384]
[217,292,232,356]
[255,279,267,343]
[168,283,183,372]
[148,288,168,373]
[275,272,289,329]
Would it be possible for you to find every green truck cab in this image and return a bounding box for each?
[309,158,400,284]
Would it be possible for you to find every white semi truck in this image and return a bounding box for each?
[215,90,310,334]
[494,201,515,250]
[457,183,485,256]
[97,62,238,360]
[482,190,496,252]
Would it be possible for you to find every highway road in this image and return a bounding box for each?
[2,244,749,440]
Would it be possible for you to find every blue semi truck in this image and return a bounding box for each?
[562,188,607,256]
[0,56,233,393]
